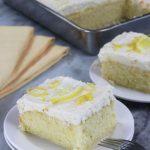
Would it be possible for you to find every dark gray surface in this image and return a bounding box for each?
[0,0,149,150]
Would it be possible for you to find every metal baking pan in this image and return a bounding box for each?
[4,0,150,55]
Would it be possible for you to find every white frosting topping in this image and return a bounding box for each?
[136,0,150,4]
[17,77,115,125]
[36,0,150,17]
[98,32,150,71]
[130,0,150,9]
[36,0,117,16]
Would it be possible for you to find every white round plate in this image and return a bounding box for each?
[4,132,16,150]
[90,59,150,103]
[4,101,134,150]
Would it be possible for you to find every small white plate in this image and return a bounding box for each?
[90,59,150,103]
[4,100,134,150]
[4,131,16,150]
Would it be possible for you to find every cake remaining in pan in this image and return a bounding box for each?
[36,0,150,29]
[17,76,117,150]
[65,0,126,29]
[127,0,150,18]
[99,32,150,93]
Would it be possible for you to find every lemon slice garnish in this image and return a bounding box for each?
[27,81,96,105]
[87,83,96,90]
[51,83,96,105]
[27,87,48,98]
[127,37,142,53]
[76,92,93,105]
[112,35,150,53]
[136,36,150,52]
[112,43,123,49]
[51,87,83,104]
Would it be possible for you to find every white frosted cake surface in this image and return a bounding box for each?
[136,0,150,4]
[98,32,150,71]
[36,0,118,15]
[36,0,150,15]
[17,77,114,125]
[130,0,150,8]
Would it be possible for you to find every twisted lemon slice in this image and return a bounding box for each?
[27,81,96,105]
[127,36,143,53]
[136,36,150,53]
[51,87,83,104]
[51,85,95,105]
[113,35,150,53]
[76,91,93,105]
[27,87,48,101]
[112,43,123,50]
[87,83,96,90]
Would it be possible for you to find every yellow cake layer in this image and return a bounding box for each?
[19,101,116,150]
[66,0,126,29]
[101,60,150,93]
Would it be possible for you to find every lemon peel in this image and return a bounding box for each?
[87,83,96,90]
[112,43,123,50]
[76,92,93,105]
[51,85,95,105]
[27,87,48,98]
[136,36,150,52]
[49,80,61,89]
[113,35,150,53]
[27,82,96,105]
[127,36,142,53]
[51,87,83,104]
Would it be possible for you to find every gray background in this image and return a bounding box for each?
[0,0,150,149]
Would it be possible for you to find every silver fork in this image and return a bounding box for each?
[98,139,145,150]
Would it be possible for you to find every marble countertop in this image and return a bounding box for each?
[0,0,149,150]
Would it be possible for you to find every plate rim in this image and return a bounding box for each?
[4,131,16,150]
[4,101,134,150]
[89,59,150,103]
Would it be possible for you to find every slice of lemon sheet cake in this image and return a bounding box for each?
[17,76,117,150]
[99,32,150,93]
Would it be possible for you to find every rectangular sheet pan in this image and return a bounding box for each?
[4,0,150,55]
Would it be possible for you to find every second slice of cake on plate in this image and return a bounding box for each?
[17,76,117,150]
[98,32,150,93]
